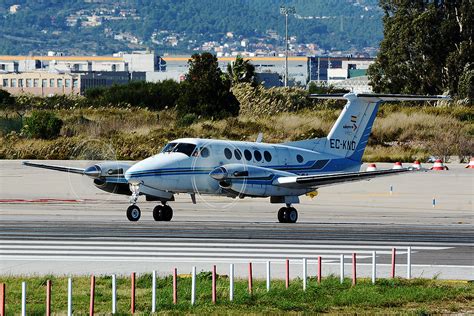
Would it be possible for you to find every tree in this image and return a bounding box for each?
[0,89,14,110]
[177,52,239,118]
[226,56,256,86]
[368,1,473,97]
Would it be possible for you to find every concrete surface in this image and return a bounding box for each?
[0,160,472,279]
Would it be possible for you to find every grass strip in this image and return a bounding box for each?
[1,274,473,314]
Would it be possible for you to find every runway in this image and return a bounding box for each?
[0,160,473,279]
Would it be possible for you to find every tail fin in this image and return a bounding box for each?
[325,94,379,161]
[284,93,450,162]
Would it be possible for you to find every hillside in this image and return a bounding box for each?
[0,0,382,55]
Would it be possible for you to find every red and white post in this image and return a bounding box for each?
[131,272,136,314]
[46,280,51,316]
[89,275,95,316]
[391,248,396,278]
[352,253,357,286]
[317,256,322,284]
[248,262,253,295]
[0,283,5,316]
[212,265,217,304]
[173,268,178,305]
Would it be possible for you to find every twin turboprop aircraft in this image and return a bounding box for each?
[24,93,448,223]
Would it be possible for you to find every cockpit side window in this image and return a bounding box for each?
[162,142,177,153]
[161,142,196,156]
[173,143,196,156]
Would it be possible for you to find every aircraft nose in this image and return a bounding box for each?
[124,163,145,183]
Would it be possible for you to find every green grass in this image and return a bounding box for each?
[1,274,473,314]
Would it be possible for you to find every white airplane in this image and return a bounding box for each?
[24,93,448,223]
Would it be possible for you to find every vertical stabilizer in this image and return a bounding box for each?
[325,94,379,161]
[283,93,449,162]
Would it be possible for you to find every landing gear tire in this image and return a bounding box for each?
[286,207,298,223]
[278,207,286,223]
[127,205,141,222]
[278,207,298,223]
[153,205,173,221]
[162,205,173,221]
[153,205,164,221]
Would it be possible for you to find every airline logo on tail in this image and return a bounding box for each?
[343,115,358,131]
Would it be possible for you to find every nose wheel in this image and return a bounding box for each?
[126,205,141,221]
[278,206,298,223]
[153,204,173,221]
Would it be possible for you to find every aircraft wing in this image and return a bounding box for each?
[273,168,416,189]
[23,161,85,175]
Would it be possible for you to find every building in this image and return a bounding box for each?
[0,51,164,75]
[161,56,308,86]
[307,56,374,82]
[0,71,145,96]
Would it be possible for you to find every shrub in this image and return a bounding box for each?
[22,111,63,139]
[176,113,198,127]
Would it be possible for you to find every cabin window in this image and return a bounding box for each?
[264,151,272,162]
[254,150,262,162]
[234,149,242,160]
[224,148,232,159]
[244,149,252,161]
[200,147,210,158]
[297,154,304,163]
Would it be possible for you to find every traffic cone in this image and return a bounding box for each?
[412,160,422,169]
[392,162,403,170]
[466,157,474,169]
[430,159,448,170]
[366,163,377,172]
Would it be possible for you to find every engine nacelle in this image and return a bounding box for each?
[84,162,133,195]
[84,162,132,179]
[210,164,308,197]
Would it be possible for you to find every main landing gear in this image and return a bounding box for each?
[277,206,298,223]
[126,183,174,222]
[153,204,173,221]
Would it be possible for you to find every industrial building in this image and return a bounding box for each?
[0,52,374,95]
[0,71,145,96]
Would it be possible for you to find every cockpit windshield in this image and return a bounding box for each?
[161,142,196,157]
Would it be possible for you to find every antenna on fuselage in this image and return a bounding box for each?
[256,132,263,143]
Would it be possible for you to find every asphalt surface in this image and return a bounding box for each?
[0,160,472,278]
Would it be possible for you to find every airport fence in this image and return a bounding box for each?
[0,247,412,315]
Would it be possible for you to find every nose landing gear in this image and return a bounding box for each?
[126,205,141,221]
[277,205,298,223]
[127,183,142,221]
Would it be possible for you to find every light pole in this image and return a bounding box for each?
[280,5,295,87]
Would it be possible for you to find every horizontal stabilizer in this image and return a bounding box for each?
[309,93,450,101]
[273,167,418,189]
